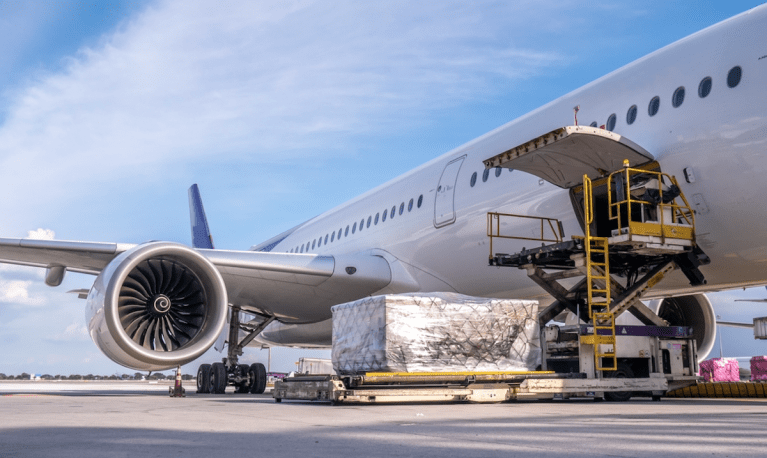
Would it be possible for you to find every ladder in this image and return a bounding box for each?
[582,175,617,371]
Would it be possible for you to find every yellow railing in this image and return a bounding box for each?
[487,212,564,260]
[607,167,695,241]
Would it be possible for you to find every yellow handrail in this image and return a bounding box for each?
[606,167,695,241]
[487,212,564,260]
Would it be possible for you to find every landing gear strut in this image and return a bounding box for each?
[195,305,275,394]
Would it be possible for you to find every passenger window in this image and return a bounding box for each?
[470,172,477,187]
[727,66,742,88]
[352,222,357,234]
[367,216,372,228]
[672,86,685,108]
[331,232,335,242]
[606,113,616,131]
[408,198,413,211]
[312,240,316,249]
[317,237,322,247]
[391,205,396,219]
[494,167,502,178]
[345,225,349,236]
[399,203,404,215]
[698,76,712,98]
[382,209,387,222]
[482,169,489,182]
[300,244,304,253]
[338,228,342,239]
[589,121,597,127]
[417,195,423,208]
[626,105,637,125]
[375,213,379,225]
[324,234,328,244]
[648,96,660,117]
[359,218,365,231]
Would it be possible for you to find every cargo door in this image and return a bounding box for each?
[482,126,654,189]
[434,155,465,228]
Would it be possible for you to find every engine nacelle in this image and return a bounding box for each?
[648,293,716,362]
[85,242,228,371]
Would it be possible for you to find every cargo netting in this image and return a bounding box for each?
[331,293,540,374]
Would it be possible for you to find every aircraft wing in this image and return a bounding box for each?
[0,237,392,322]
[717,320,754,329]
[0,237,136,275]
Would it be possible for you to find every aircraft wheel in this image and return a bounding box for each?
[210,362,228,394]
[235,364,251,393]
[249,363,267,394]
[605,363,634,402]
[196,364,211,393]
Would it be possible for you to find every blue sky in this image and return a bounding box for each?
[0,0,765,376]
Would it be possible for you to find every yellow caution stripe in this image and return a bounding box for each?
[364,371,554,378]
[666,382,767,398]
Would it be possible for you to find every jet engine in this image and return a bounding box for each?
[85,242,228,371]
[648,293,716,362]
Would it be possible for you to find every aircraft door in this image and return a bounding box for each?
[434,155,465,228]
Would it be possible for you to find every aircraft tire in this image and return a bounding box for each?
[210,362,227,394]
[249,363,267,394]
[235,364,251,393]
[604,363,634,402]
[196,364,211,393]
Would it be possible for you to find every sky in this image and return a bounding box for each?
[0,0,766,376]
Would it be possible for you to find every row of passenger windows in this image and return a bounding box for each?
[469,166,513,187]
[289,194,425,253]
[589,65,742,131]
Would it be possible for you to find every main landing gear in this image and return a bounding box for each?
[195,305,274,395]
[196,361,267,394]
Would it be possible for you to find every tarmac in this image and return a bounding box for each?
[1,380,766,457]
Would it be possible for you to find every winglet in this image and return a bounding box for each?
[188,184,215,249]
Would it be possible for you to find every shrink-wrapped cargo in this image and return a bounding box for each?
[750,356,767,382]
[699,358,739,382]
[331,293,540,374]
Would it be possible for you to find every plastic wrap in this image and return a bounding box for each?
[699,358,740,382]
[331,293,540,374]
[750,356,767,382]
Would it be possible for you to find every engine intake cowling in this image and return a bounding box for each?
[86,242,228,371]
[648,293,716,362]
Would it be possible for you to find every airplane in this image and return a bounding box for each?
[1,4,767,395]
[734,286,767,303]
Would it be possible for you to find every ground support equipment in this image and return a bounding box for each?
[484,146,710,397]
[272,371,669,404]
[666,381,767,398]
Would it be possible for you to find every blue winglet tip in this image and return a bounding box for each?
[188,184,214,249]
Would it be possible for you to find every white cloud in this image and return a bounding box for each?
[26,228,55,240]
[53,322,90,342]
[0,279,45,306]
[0,0,565,226]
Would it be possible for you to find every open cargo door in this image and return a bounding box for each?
[482,126,654,189]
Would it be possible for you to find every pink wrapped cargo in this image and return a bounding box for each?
[699,358,739,382]
[751,356,767,382]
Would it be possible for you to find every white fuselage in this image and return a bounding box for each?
[255,6,767,345]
